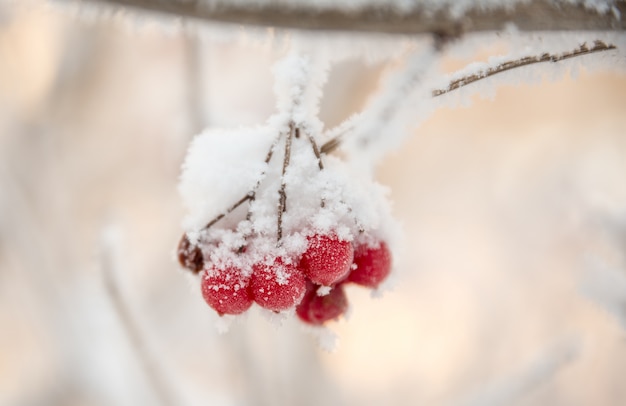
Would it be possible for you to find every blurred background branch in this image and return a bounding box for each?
[81,0,626,35]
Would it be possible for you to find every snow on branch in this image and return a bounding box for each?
[339,44,437,163]
[78,0,625,35]
[320,38,619,155]
[432,40,617,96]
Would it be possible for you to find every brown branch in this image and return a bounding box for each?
[320,39,619,154]
[432,40,617,97]
[319,113,362,154]
[204,193,252,229]
[304,130,326,208]
[81,0,625,35]
[306,132,324,170]
[244,136,278,221]
[277,123,294,243]
[178,133,281,271]
[199,134,278,230]
[320,135,343,155]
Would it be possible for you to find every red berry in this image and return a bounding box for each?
[296,281,348,325]
[201,266,253,315]
[300,234,354,286]
[347,241,392,288]
[250,257,306,312]
[177,234,204,273]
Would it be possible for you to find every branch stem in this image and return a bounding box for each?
[245,135,280,221]
[306,132,324,171]
[320,40,618,154]
[83,0,625,35]
[432,40,617,97]
[101,240,178,406]
[277,123,294,243]
[199,134,279,230]
[205,193,251,229]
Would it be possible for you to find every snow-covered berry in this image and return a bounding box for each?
[296,281,348,325]
[347,241,392,288]
[300,234,354,286]
[201,266,253,315]
[250,257,306,312]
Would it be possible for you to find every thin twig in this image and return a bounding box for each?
[245,135,279,220]
[306,132,324,171]
[304,130,327,207]
[101,235,178,406]
[432,40,617,97]
[321,43,438,153]
[179,133,281,268]
[320,40,618,154]
[320,135,343,155]
[205,193,252,229]
[200,134,279,229]
[277,123,294,242]
[320,113,362,154]
[84,0,626,36]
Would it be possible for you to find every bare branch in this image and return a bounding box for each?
[304,130,327,207]
[101,235,178,406]
[204,193,252,229]
[197,133,279,231]
[245,137,279,221]
[320,133,345,155]
[178,133,281,271]
[320,40,619,154]
[432,40,617,97]
[277,123,294,243]
[306,132,324,171]
[321,45,437,154]
[81,0,625,35]
[320,113,362,155]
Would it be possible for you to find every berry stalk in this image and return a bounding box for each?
[277,122,295,243]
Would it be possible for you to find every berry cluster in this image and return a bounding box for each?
[178,120,396,326]
[178,232,391,325]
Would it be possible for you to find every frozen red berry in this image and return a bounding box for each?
[296,281,348,325]
[250,257,306,312]
[300,234,354,286]
[347,241,392,288]
[201,266,253,315]
[177,234,204,273]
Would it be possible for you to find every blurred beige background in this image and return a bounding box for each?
[1,3,626,406]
